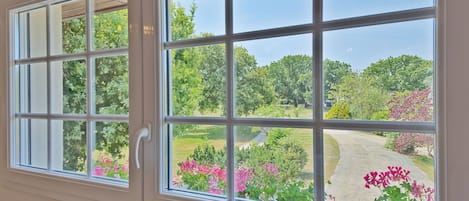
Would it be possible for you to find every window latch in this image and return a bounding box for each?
[135,123,151,169]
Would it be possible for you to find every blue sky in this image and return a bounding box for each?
[174,0,434,72]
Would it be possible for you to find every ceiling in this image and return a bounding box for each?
[61,0,127,19]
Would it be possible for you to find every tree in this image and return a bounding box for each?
[266,55,313,107]
[362,55,432,92]
[62,9,130,170]
[388,88,434,157]
[330,73,389,120]
[323,59,352,102]
[197,43,226,113]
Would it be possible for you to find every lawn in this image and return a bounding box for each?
[411,155,435,182]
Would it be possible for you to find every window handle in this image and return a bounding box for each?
[135,123,151,169]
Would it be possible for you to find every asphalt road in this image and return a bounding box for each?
[325,130,434,201]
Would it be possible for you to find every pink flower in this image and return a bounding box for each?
[100,157,112,166]
[93,165,105,176]
[211,165,227,181]
[263,163,279,176]
[179,160,197,173]
[197,165,211,175]
[122,163,129,173]
[387,166,410,182]
[235,167,253,192]
[411,180,424,198]
[208,177,223,195]
[364,171,379,188]
[114,164,120,172]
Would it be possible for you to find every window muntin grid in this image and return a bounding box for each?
[10,0,129,184]
[162,1,437,200]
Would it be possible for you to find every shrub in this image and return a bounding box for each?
[393,133,434,156]
[325,101,351,119]
[92,150,129,180]
[187,143,226,167]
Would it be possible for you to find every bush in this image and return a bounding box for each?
[393,133,434,156]
[187,143,226,167]
[325,101,351,119]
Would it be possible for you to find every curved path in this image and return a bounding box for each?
[325,130,433,201]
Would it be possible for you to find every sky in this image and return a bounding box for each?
[174,0,435,72]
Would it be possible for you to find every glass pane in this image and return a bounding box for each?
[51,60,87,114]
[323,19,434,121]
[234,127,313,200]
[18,7,47,59]
[95,55,129,115]
[324,130,435,201]
[92,122,129,181]
[51,120,87,174]
[15,63,48,114]
[51,0,86,55]
[170,44,226,117]
[171,124,227,196]
[234,34,313,118]
[324,0,434,21]
[18,119,48,169]
[234,0,312,33]
[93,0,128,50]
[169,0,224,41]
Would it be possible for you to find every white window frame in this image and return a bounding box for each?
[0,0,448,201]
[0,0,144,200]
[142,0,445,201]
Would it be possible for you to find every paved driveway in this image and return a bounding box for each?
[325,130,433,201]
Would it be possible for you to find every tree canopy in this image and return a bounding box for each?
[362,55,432,92]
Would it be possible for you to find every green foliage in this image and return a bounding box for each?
[330,73,389,120]
[197,43,226,113]
[170,2,196,40]
[385,133,400,150]
[265,128,289,146]
[235,48,276,116]
[187,143,226,167]
[237,132,308,182]
[325,101,351,119]
[323,59,353,102]
[363,55,432,92]
[62,9,130,171]
[266,55,313,107]
[277,181,314,201]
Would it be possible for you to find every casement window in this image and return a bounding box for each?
[4,0,441,201]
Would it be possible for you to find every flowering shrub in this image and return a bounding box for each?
[387,88,434,157]
[174,160,336,201]
[92,151,129,180]
[364,166,434,201]
[173,160,253,195]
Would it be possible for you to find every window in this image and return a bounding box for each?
[11,0,130,183]
[157,0,437,201]
[6,2,146,201]
[5,0,439,201]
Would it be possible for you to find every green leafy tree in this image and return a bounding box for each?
[170,2,196,40]
[197,43,226,113]
[266,55,313,107]
[232,47,277,116]
[62,9,130,170]
[362,55,432,92]
[323,59,353,102]
[330,73,389,120]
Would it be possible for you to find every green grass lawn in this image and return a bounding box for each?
[411,155,435,182]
